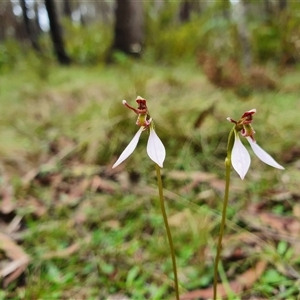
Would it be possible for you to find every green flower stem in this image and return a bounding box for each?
[213,128,235,300]
[155,164,180,300]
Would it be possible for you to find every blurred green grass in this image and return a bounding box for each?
[0,55,299,299]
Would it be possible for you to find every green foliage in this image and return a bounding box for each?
[0,39,23,73]
[251,14,300,63]
[0,22,112,71]
[256,269,298,298]
[1,3,300,69]
[252,24,281,61]
[145,8,235,64]
[144,3,300,65]
[64,21,112,64]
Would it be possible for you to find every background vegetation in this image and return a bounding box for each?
[0,0,300,299]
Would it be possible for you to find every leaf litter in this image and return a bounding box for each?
[1,149,298,300]
[0,114,297,299]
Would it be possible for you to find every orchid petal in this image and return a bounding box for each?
[147,127,166,168]
[112,127,144,168]
[246,137,284,170]
[231,132,251,180]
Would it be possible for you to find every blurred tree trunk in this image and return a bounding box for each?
[179,0,192,22]
[278,0,287,11]
[80,9,86,27]
[0,1,7,40]
[112,0,144,56]
[45,0,71,65]
[264,0,272,19]
[220,0,231,19]
[237,0,252,70]
[278,0,292,64]
[34,1,41,34]
[0,0,19,40]
[20,0,41,52]
[63,0,72,18]
[96,1,111,23]
[179,0,202,22]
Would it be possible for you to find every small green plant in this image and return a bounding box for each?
[112,96,179,299]
[213,109,284,300]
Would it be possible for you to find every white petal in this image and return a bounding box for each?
[112,127,144,168]
[147,127,166,168]
[231,132,251,180]
[246,137,284,170]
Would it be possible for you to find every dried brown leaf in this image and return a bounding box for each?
[193,104,215,129]
[74,200,92,224]
[258,212,300,237]
[22,145,76,187]
[5,216,22,235]
[168,210,189,227]
[293,204,300,218]
[42,236,90,260]
[21,197,47,217]
[0,232,30,287]
[181,261,266,299]
[91,176,117,193]
[0,184,15,214]
[107,294,130,300]
[168,170,217,182]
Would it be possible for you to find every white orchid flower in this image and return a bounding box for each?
[112,96,166,169]
[227,109,284,180]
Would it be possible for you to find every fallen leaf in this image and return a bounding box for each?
[168,170,216,182]
[58,178,90,207]
[91,176,117,193]
[193,104,215,128]
[167,171,244,195]
[168,210,190,227]
[74,199,92,224]
[266,190,292,202]
[2,258,28,288]
[209,178,225,193]
[20,197,47,217]
[0,232,30,287]
[107,294,130,300]
[181,261,266,299]
[22,144,77,187]
[196,189,215,201]
[42,236,90,260]
[67,164,102,177]
[5,215,22,235]
[241,208,300,238]
[258,213,300,237]
[0,184,15,214]
[104,220,121,230]
[293,204,300,218]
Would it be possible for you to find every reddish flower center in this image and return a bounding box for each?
[123,96,151,128]
[228,109,256,141]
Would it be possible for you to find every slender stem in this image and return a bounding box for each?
[213,158,231,300]
[213,128,234,300]
[155,164,180,300]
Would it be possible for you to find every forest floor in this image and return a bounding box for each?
[0,57,300,299]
